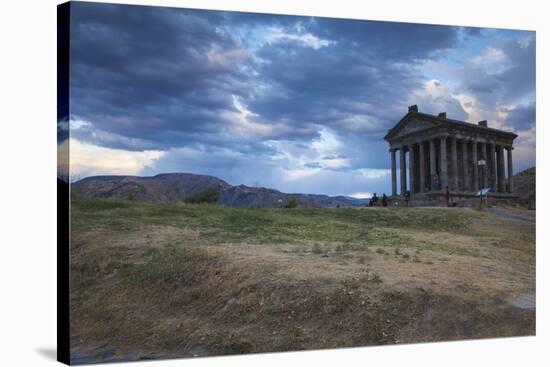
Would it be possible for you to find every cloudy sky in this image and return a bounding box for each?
[60,2,536,197]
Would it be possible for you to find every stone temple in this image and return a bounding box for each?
[384,105,518,206]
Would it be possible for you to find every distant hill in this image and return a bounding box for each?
[72,173,371,208]
[72,173,231,203]
[514,167,535,209]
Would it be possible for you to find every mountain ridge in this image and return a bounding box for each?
[72,172,371,208]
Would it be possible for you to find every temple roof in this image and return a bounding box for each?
[384,107,518,142]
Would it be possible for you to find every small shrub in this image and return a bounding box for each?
[184,188,220,204]
[375,248,385,255]
[284,196,298,208]
[394,248,402,256]
[402,253,410,259]
[312,243,323,254]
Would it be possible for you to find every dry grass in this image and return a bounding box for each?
[69,199,535,361]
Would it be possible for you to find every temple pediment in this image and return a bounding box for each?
[385,117,438,140]
[385,109,517,143]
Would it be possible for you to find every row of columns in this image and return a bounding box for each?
[390,137,514,196]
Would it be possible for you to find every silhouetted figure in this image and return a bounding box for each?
[445,185,450,207]
[382,194,388,207]
[372,193,378,205]
[404,190,410,207]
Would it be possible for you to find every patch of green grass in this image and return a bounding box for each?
[71,198,483,256]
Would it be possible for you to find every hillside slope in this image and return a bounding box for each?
[72,173,369,208]
[514,167,535,209]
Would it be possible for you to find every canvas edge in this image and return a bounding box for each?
[57,1,71,365]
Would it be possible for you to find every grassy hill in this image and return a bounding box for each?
[70,199,535,362]
[514,167,535,209]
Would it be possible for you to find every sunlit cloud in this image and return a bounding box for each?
[69,138,164,178]
[356,169,391,179]
[264,24,335,50]
[349,192,373,199]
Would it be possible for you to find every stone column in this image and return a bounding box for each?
[450,137,458,190]
[507,147,514,193]
[419,142,425,192]
[440,137,448,189]
[480,142,488,189]
[391,149,397,196]
[429,139,436,190]
[461,139,469,191]
[409,144,416,194]
[488,143,496,191]
[400,147,407,196]
[497,145,505,192]
[472,140,479,192]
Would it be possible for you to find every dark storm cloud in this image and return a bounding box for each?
[505,103,536,131]
[459,35,535,107]
[250,44,419,128]
[244,21,463,149]
[70,2,258,151]
[310,19,460,61]
[500,36,536,101]
[68,2,534,194]
[69,2,462,154]
[461,27,483,36]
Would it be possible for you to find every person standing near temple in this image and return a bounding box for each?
[445,185,450,207]
[372,193,378,206]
